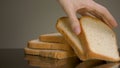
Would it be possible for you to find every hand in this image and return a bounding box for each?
[58,0,118,35]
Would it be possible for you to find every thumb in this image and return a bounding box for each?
[69,17,81,35]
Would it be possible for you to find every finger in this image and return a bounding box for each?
[67,10,81,35]
[87,8,113,28]
[58,0,81,35]
[78,9,111,28]
[88,11,113,28]
[78,10,95,17]
[69,13,81,35]
[90,2,118,28]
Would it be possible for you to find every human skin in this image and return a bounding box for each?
[58,0,118,35]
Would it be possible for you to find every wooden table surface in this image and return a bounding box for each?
[0,49,120,68]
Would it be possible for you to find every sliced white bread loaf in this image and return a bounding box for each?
[24,47,76,59]
[39,33,66,43]
[28,39,73,51]
[56,16,120,62]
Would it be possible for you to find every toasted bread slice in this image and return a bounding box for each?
[56,16,120,62]
[39,33,66,43]
[28,39,73,51]
[24,47,76,59]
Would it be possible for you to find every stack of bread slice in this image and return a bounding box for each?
[25,16,120,62]
[56,16,120,62]
[24,33,76,59]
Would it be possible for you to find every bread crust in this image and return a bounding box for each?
[78,21,89,60]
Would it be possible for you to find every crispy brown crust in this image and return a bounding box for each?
[78,19,89,60]
[56,17,86,61]
[79,16,120,62]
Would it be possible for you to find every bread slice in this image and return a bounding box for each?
[56,16,120,62]
[24,47,76,59]
[79,16,120,62]
[56,17,86,60]
[28,39,73,51]
[39,33,66,43]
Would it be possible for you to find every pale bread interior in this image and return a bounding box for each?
[80,17,119,59]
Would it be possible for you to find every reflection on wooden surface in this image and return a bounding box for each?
[24,55,80,68]
[76,60,120,68]
[94,63,120,68]
[76,60,106,68]
[25,55,120,68]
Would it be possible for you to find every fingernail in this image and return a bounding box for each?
[74,27,81,35]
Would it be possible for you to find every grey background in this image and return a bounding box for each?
[1,0,120,49]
